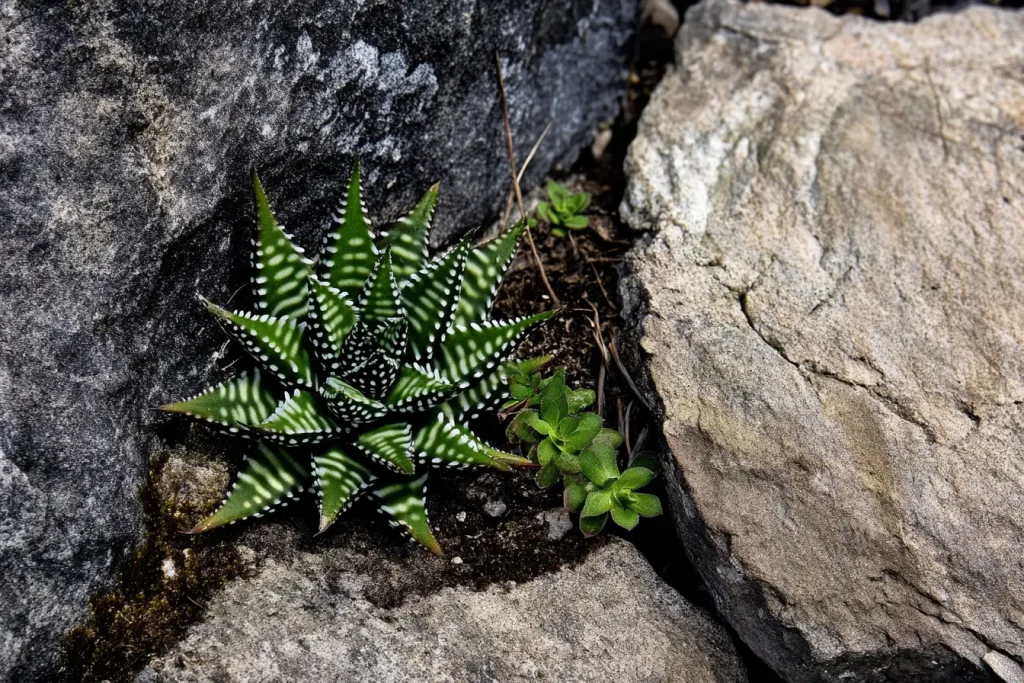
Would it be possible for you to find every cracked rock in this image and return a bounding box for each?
[136,540,746,683]
[620,1,1024,681]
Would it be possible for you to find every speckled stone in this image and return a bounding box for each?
[0,1,635,678]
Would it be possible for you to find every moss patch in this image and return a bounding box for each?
[59,442,251,683]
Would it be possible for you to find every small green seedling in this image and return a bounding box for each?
[537,180,591,237]
[572,445,662,536]
[504,362,662,536]
[500,355,556,416]
[507,371,598,486]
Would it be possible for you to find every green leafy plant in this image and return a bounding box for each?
[161,163,551,554]
[572,445,662,536]
[536,179,591,237]
[505,361,662,536]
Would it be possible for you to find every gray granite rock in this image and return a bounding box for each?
[0,1,634,678]
[620,1,1024,681]
[137,540,746,683]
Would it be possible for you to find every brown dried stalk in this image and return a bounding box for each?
[494,52,561,307]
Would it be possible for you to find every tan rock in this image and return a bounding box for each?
[621,1,1024,680]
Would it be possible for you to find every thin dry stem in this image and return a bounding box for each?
[501,121,553,231]
[609,339,653,413]
[494,52,560,307]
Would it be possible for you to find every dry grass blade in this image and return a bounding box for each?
[582,297,611,366]
[624,399,634,457]
[588,260,616,310]
[501,121,553,231]
[609,338,653,413]
[494,52,561,307]
[630,425,649,464]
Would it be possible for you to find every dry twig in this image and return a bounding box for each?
[609,339,653,413]
[501,121,553,230]
[494,52,561,307]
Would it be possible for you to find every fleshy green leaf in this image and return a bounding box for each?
[592,428,625,450]
[536,202,552,223]
[581,490,613,518]
[615,466,655,492]
[358,249,404,322]
[564,479,588,513]
[400,238,470,361]
[319,162,378,297]
[503,355,553,378]
[540,372,569,427]
[380,182,438,281]
[571,191,591,213]
[580,447,619,487]
[629,492,663,518]
[563,413,603,453]
[356,422,415,474]
[553,448,580,474]
[319,376,388,426]
[415,413,511,470]
[563,215,589,230]
[567,388,596,413]
[537,438,558,466]
[437,311,553,385]
[384,365,455,413]
[508,410,541,443]
[610,502,640,530]
[255,389,340,445]
[160,370,278,432]
[191,443,309,532]
[251,171,312,319]
[524,411,552,436]
[314,447,375,533]
[307,276,357,369]
[374,474,441,555]
[454,221,526,327]
[546,180,571,205]
[204,300,314,388]
[579,511,608,537]
[557,416,579,436]
[439,369,508,422]
[536,462,559,488]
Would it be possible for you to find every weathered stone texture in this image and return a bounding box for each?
[621,1,1024,680]
[138,540,746,683]
[0,1,634,678]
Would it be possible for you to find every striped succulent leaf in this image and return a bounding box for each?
[162,165,551,554]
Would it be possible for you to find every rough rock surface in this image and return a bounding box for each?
[620,1,1024,681]
[0,1,634,678]
[137,540,745,683]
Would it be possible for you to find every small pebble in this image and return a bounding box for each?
[483,500,507,518]
[537,508,573,541]
[161,557,177,581]
[455,511,467,522]
[451,556,463,565]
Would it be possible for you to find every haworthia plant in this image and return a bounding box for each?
[162,164,550,554]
